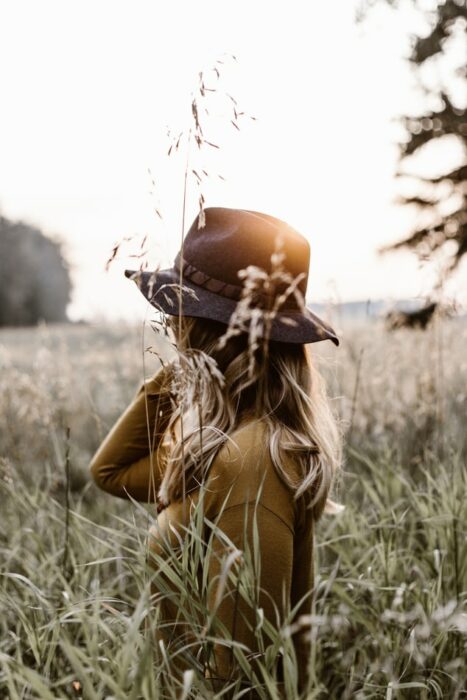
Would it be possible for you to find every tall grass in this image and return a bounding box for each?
[0,317,466,698]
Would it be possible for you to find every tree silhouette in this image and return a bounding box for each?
[0,213,72,326]
[359,0,467,324]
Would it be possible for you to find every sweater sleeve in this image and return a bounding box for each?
[89,365,173,502]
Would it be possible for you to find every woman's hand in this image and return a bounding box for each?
[144,360,175,397]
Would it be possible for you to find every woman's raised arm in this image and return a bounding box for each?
[89,364,173,502]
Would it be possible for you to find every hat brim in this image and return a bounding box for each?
[125,268,339,346]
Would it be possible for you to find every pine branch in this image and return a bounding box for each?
[400,93,466,157]
[411,2,466,64]
[397,164,467,185]
[380,205,467,269]
[395,194,441,208]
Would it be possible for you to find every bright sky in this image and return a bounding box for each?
[0,0,465,321]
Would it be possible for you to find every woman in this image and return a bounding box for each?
[89,207,343,697]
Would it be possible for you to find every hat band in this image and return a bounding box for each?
[173,253,302,312]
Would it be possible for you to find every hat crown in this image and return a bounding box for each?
[124,206,339,346]
[178,207,310,296]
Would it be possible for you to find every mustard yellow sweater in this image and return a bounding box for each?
[89,367,314,695]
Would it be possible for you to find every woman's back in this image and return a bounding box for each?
[148,418,314,692]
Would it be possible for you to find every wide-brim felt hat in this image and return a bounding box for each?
[125,207,339,346]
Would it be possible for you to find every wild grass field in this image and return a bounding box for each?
[0,317,466,699]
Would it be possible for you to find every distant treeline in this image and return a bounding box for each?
[0,214,71,326]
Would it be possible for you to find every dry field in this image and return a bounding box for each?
[0,317,465,699]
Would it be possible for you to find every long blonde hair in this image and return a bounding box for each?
[157,316,343,521]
